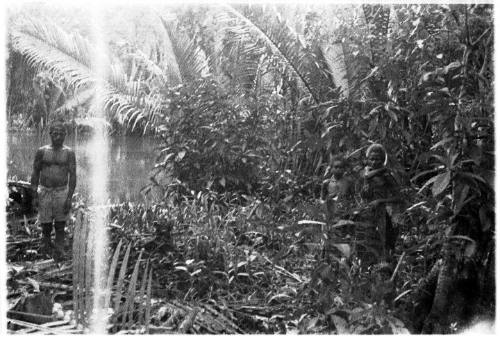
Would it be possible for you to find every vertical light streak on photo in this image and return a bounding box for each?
[0,6,8,336]
[88,4,109,334]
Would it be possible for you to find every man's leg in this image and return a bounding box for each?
[37,186,53,256]
[53,187,69,262]
[41,222,53,256]
[53,221,66,261]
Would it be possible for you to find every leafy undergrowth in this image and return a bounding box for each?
[7,191,467,334]
[104,194,420,334]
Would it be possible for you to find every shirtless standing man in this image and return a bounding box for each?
[31,120,76,261]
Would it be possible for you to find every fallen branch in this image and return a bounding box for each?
[14,319,70,334]
[390,252,406,282]
[7,310,55,324]
[261,255,303,283]
[17,280,72,290]
[7,238,41,246]
[7,318,73,334]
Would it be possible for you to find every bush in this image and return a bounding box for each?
[153,79,268,198]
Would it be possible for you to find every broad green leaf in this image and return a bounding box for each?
[411,168,440,183]
[388,317,410,334]
[479,206,492,231]
[430,137,454,150]
[464,242,477,258]
[431,154,447,165]
[176,150,186,161]
[190,269,202,277]
[367,104,383,117]
[332,220,357,227]
[333,244,351,258]
[360,66,379,83]
[298,220,326,226]
[418,174,439,194]
[458,172,488,186]
[453,184,470,216]
[438,87,451,96]
[268,293,292,304]
[432,171,451,196]
[386,108,398,122]
[444,61,461,74]
[330,314,349,334]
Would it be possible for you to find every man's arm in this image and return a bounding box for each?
[31,149,43,189]
[63,150,76,214]
[67,150,76,200]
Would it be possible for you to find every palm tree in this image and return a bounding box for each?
[9,4,350,133]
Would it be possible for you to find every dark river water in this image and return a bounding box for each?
[7,131,162,203]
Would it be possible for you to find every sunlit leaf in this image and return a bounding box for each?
[333,244,351,258]
[298,220,326,226]
[190,269,202,277]
[26,277,40,293]
[418,174,438,194]
[464,241,477,257]
[176,150,186,161]
[268,293,292,303]
[330,314,349,334]
[388,316,410,334]
[360,66,379,83]
[443,61,461,74]
[432,171,451,196]
[479,206,492,231]
[394,289,411,302]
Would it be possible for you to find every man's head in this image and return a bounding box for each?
[49,120,66,148]
[331,155,348,179]
[366,144,387,170]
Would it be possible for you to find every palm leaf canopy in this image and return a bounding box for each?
[221,4,337,104]
[160,17,211,84]
[11,18,94,89]
[10,18,166,133]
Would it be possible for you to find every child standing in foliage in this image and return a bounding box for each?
[325,155,355,222]
[359,144,402,262]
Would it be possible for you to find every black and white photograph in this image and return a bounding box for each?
[1,0,496,334]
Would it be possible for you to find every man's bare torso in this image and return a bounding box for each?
[38,145,73,187]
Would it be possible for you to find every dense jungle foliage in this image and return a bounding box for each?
[6,3,494,334]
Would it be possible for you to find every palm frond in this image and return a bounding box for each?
[11,18,164,134]
[222,4,337,104]
[56,87,95,112]
[11,18,94,89]
[103,62,166,133]
[160,17,211,83]
[321,43,349,98]
[131,49,169,90]
[218,22,268,91]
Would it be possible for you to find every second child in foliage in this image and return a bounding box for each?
[325,155,355,222]
[359,144,402,262]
